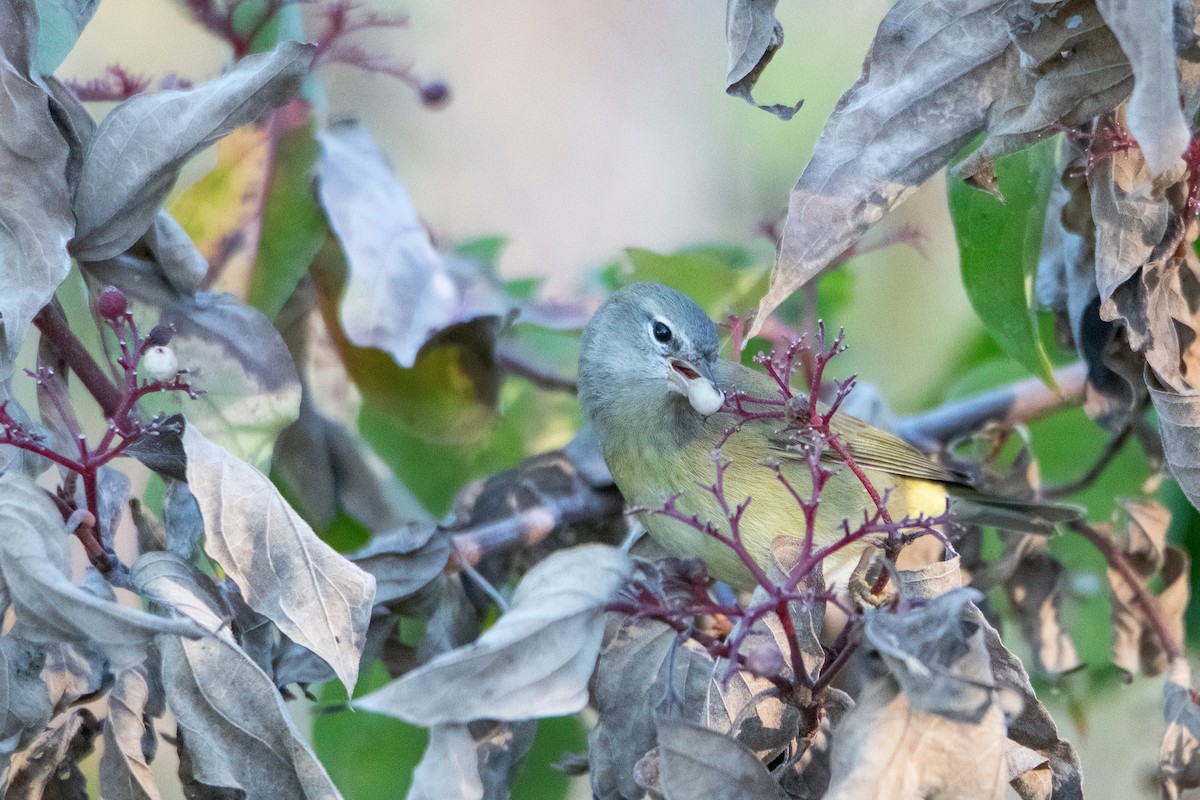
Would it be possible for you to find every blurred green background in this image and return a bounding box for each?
[59,2,1178,798]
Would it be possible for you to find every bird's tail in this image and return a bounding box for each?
[947,490,1081,535]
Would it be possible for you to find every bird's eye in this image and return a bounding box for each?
[652,321,672,343]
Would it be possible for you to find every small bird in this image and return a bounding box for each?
[578,282,1071,591]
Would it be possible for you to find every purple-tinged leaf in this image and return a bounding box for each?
[181,422,375,693]
[357,544,631,724]
[70,42,314,262]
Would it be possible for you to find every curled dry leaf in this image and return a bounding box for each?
[71,42,314,262]
[98,667,162,800]
[724,0,802,120]
[356,544,631,725]
[0,472,202,667]
[3,708,99,800]
[1161,659,1200,800]
[826,677,1007,800]
[317,119,511,369]
[132,552,343,800]
[1148,369,1200,509]
[0,21,74,383]
[181,422,376,693]
[1003,540,1080,678]
[1095,0,1189,175]
[655,714,787,800]
[589,620,714,800]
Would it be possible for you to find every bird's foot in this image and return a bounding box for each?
[847,548,895,608]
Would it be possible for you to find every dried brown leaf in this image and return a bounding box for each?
[1002,537,1081,676]
[4,708,99,800]
[356,544,631,725]
[1148,371,1200,508]
[181,422,375,693]
[1161,659,1200,800]
[824,677,1007,800]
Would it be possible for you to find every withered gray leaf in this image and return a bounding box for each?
[896,550,962,601]
[1147,371,1200,508]
[0,472,202,666]
[753,0,1135,330]
[348,523,449,606]
[317,119,510,368]
[96,465,131,550]
[724,0,801,119]
[589,620,714,800]
[131,552,343,800]
[824,677,1007,800]
[4,708,98,800]
[357,544,631,725]
[862,588,994,722]
[163,478,203,561]
[0,635,52,758]
[274,393,420,533]
[753,0,1014,328]
[71,42,314,261]
[41,640,108,714]
[85,255,302,468]
[144,210,208,294]
[1096,0,1189,175]
[655,714,786,800]
[124,413,187,483]
[98,666,162,800]
[1161,659,1200,800]
[181,422,375,693]
[0,31,73,383]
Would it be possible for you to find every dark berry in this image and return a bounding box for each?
[420,80,450,108]
[97,287,127,320]
[146,323,174,347]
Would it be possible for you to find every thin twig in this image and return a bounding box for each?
[1043,424,1133,500]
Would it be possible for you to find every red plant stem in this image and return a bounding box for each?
[1066,520,1182,662]
[33,305,122,417]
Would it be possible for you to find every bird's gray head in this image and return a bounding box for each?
[578,282,724,444]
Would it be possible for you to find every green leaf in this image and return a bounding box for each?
[949,137,1059,387]
[622,247,768,319]
[246,119,327,320]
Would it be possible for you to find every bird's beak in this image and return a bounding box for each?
[666,356,725,416]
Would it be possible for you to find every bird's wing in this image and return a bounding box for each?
[714,360,966,485]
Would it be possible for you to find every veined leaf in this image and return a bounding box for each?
[949,137,1059,387]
